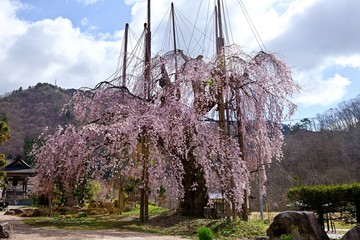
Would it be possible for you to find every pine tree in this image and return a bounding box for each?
[0,121,10,186]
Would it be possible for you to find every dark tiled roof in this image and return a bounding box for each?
[0,159,36,175]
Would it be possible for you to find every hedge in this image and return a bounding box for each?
[287,183,360,225]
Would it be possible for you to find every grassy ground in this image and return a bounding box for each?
[23,205,268,239]
[23,207,355,239]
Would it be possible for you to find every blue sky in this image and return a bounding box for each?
[17,0,132,34]
[1,0,360,123]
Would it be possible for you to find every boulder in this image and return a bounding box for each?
[11,209,26,216]
[55,206,72,215]
[21,208,36,217]
[0,222,12,238]
[85,207,109,215]
[4,210,15,216]
[266,211,329,240]
[88,201,98,209]
[102,202,115,214]
[30,208,50,217]
[341,225,360,240]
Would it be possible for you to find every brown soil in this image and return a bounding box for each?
[0,213,188,240]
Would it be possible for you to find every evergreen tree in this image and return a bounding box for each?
[23,136,35,165]
[0,121,10,186]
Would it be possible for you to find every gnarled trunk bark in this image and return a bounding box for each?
[179,152,208,217]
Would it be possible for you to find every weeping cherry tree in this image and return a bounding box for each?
[32,44,298,221]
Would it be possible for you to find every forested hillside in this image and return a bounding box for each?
[0,83,75,161]
[262,95,360,211]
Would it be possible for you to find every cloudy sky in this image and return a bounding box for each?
[1,0,359,121]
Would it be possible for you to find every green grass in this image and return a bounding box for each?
[122,204,168,215]
[23,206,268,239]
[24,216,121,230]
[208,219,267,239]
[333,221,356,229]
[24,208,356,239]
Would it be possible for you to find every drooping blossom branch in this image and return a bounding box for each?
[33,43,298,211]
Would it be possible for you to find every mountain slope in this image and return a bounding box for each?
[0,83,76,159]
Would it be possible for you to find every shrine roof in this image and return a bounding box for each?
[1,159,36,175]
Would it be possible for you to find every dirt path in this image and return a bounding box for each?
[0,213,189,240]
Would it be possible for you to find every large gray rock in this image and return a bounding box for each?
[0,222,12,238]
[341,225,360,240]
[4,210,15,216]
[12,208,26,216]
[266,211,329,240]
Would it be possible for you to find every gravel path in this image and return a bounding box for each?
[0,213,189,240]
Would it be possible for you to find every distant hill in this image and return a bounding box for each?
[0,83,76,160]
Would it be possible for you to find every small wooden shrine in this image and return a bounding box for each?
[0,158,36,205]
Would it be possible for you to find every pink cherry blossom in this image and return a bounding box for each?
[33,44,298,215]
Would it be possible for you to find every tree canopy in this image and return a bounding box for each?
[0,121,10,184]
[288,183,360,225]
[32,45,298,218]
[0,121,10,145]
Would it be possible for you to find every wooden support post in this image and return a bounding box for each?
[118,176,124,215]
[122,23,129,87]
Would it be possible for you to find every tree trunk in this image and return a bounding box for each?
[140,135,149,222]
[48,194,53,217]
[235,88,249,221]
[240,196,249,220]
[139,175,149,221]
[355,200,360,224]
[179,152,208,217]
[118,177,124,215]
[317,207,325,229]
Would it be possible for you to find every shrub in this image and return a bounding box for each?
[280,234,295,240]
[287,183,360,224]
[198,226,214,240]
[76,211,88,218]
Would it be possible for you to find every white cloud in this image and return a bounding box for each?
[334,55,360,69]
[294,73,351,106]
[76,0,103,6]
[0,0,121,95]
[121,0,297,59]
[80,17,88,26]
[267,0,360,69]
[124,0,359,61]
[1,0,359,113]
[123,0,359,109]
[124,0,137,5]
[263,0,360,109]
[80,17,99,33]
[0,0,27,38]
